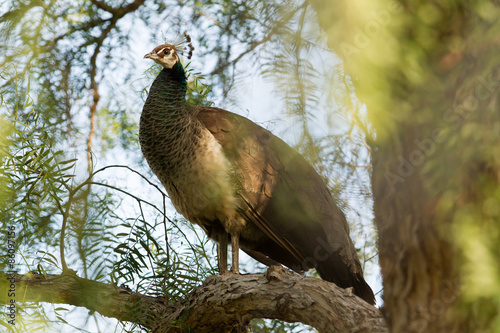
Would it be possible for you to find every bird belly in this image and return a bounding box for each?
[162,128,240,234]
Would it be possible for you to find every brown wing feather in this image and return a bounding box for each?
[194,106,375,304]
[195,106,305,263]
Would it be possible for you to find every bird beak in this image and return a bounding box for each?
[144,52,156,59]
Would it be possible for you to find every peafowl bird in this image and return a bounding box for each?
[139,35,375,305]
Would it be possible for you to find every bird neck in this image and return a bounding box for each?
[150,62,187,108]
[142,62,192,127]
[140,61,201,174]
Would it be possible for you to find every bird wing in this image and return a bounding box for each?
[194,106,364,282]
[194,106,305,261]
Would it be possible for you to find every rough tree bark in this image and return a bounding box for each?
[308,0,500,332]
[1,267,386,332]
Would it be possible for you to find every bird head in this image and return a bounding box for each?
[144,33,194,69]
[144,44,179,69]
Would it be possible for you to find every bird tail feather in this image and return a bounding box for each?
[316,255,376,305]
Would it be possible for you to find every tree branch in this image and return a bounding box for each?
[91,0,146,17]
[86,0,146,173]
[208,1,307,77]
[1,267,386,332]
[0,271,164,329]
[90,0,116,14]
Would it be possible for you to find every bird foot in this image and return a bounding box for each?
[265,265,288,281]
[218,268,240,275]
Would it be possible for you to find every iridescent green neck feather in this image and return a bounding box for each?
[139,62,201,175]
[147,62,187,112]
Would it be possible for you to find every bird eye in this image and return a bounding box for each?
[164,49,170,55]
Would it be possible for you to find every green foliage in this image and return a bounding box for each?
[452,174,500,332]
[1,0,380,331]
[0,75,65,331]
[0,75,218,331]
[99,105,139,153]
[0,77,69,253]
[185,64,214,107]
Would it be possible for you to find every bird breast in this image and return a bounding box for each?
[161,127,239,230]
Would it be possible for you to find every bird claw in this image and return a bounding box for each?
[218,268,240,275]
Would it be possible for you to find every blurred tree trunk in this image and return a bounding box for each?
[310,0,500,332]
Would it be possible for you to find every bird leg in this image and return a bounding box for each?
[231,233,239,273]
[217,233,228,273]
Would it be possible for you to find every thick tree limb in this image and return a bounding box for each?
[1,267,386,332]
[0,271,165,329]
[157,267,386,333]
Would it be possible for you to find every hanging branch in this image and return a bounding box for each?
[85,0,146,173]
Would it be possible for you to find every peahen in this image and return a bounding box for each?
[139,35,375,305]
